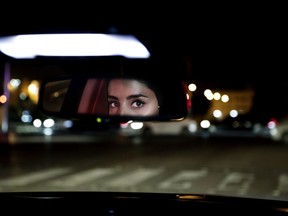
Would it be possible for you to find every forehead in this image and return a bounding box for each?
[109,79,145,89]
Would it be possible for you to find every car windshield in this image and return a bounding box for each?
[0,10,287,204]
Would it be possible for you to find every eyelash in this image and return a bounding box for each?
[108,100,145,109]
[131,100,145,108]
[108,101,118,108]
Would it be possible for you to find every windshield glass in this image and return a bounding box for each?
[0,11,287,203]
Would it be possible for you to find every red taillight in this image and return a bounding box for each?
[267,118,278,129]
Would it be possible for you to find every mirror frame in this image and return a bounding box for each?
[38,74,190,123]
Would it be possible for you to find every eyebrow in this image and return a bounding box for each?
[108,95,119,100]
[108,94,148,100]
[126,94,148,100]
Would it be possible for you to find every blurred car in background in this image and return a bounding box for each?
[8,105,73,136]
[119,116,198,137]
[268,117,288,144]
[207,113,271,138]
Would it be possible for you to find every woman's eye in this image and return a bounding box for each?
[131,100,145,108]
[109,101,118,108]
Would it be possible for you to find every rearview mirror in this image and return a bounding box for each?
[38,75,189,122]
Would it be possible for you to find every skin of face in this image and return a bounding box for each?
[108,79,159,116]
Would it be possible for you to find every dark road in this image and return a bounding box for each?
[1,135,288,200]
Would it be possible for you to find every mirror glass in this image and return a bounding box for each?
[39,76,189,121]
[42,79,71,112]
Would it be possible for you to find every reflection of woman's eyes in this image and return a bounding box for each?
[109,101,119,108]
[131,100,145,108]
